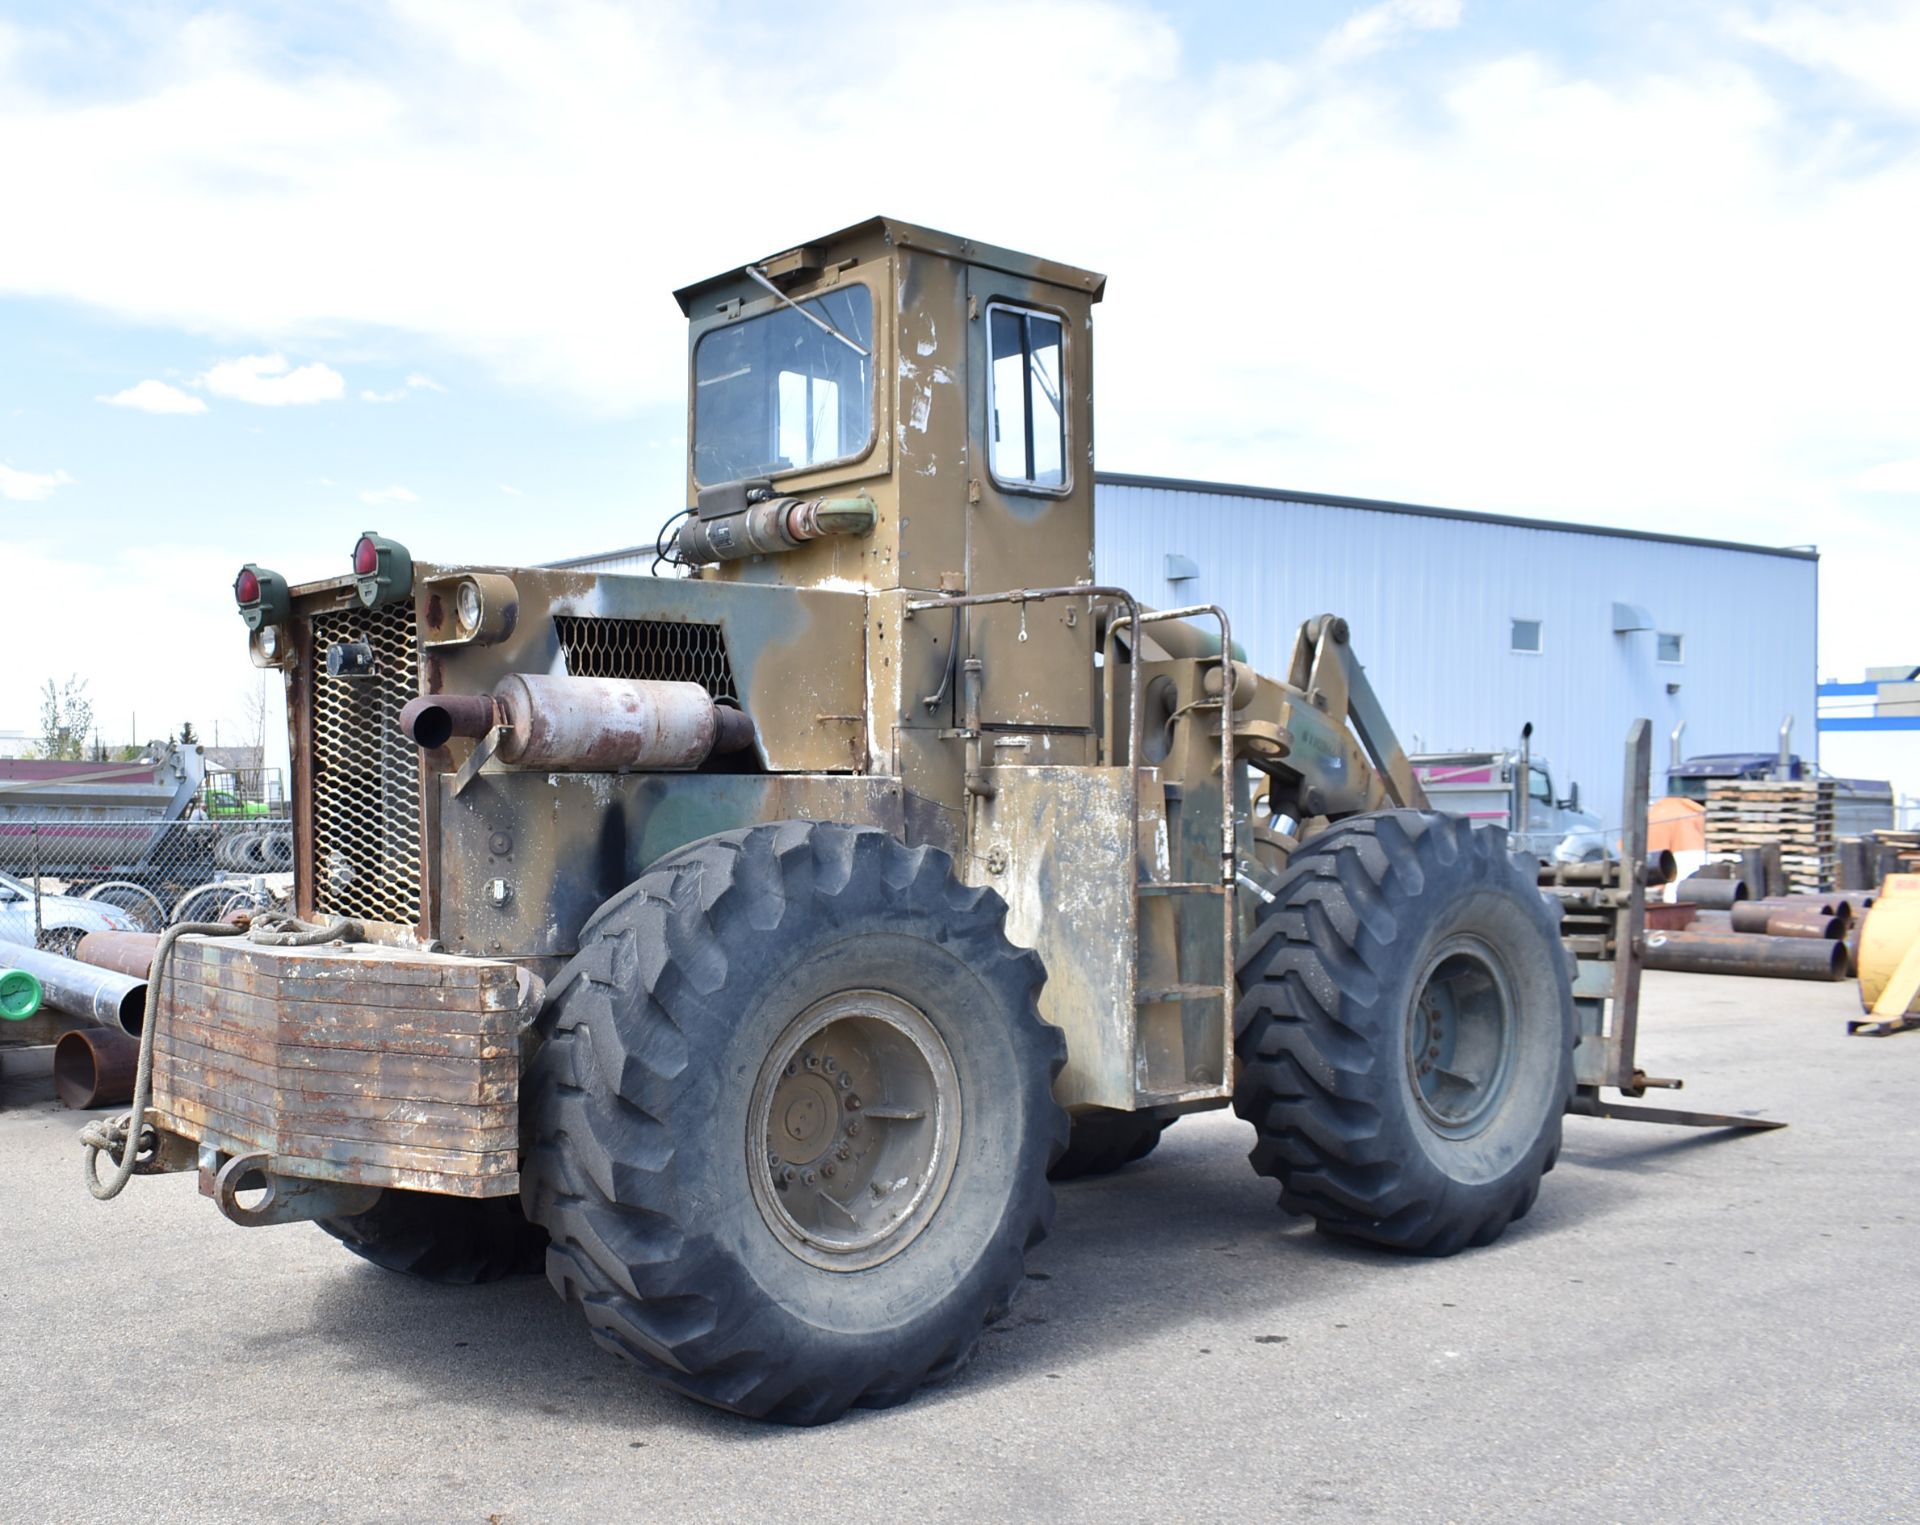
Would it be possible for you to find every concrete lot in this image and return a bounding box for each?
[1,970,1914,1524]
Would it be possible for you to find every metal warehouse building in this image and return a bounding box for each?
[571,473,1818,836]
[1093,475,1818,833]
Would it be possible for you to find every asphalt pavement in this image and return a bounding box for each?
[2,969,1915,1524]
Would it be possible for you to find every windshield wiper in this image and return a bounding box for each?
[745,266,869,357]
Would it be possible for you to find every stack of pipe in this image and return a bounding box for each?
[1644,876,1855,982]
[0,933,158,1109]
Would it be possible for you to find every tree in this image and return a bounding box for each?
[179,720,199,745]
[35,677,93,761]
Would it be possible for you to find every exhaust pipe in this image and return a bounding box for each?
[1776,714,1794,781]
[1515,721,1533,845]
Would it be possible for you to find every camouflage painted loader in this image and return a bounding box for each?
[95,219,1763,1424]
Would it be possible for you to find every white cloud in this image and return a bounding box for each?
[203,353,345,406]
[1851,458,1920,493]
[98,378,207,414]
[359,484,418,505]
[498,483,522,495]
[1737,2,1920,119]
[360,372,446,403]
[1323,0,1462,63]
[0,463,75,502]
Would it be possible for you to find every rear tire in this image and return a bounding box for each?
[1049,1108,1174,1181]
[522,822,1066,1424]
[1233,811,1574,1256]
[316,1190,548,1284]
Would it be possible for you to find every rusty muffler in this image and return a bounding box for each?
[54,1026,140,1109]
[401,675,755,770]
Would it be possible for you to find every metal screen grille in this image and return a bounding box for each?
[309,603,422,926]
[555,616,737,701]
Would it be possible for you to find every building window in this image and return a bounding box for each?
[1657,632,1684,664]
[1511,618,1543,654]
[986,303,1067,491]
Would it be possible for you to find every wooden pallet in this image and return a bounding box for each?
[1705,781,1837,893]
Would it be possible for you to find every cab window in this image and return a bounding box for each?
[693,285,874,485]
[1528,768,1553,804]
[986,303,1066,490]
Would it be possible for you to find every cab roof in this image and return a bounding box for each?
[673,215,1107,315]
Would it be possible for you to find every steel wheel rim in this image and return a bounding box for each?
[747,990,961,1271]
[1405,935,1517,1138]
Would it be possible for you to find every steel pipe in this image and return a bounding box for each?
[53,1025,139,1109]
[1642,929,1846,981]
[0,943,146,1033]
[1673,876,1748,907]
[1689,909,1735,931]
[1729,903,1844,939]
[1646,849,1678,886]
[75,930,163,980]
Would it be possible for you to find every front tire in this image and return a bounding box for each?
[1233,811,1574,1256]
[522,822,1066,1424]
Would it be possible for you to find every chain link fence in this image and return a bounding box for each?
[0,815,294,953]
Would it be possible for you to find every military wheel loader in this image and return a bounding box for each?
[89,218,1773,1424]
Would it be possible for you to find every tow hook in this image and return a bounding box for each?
[204,1148,382,1227]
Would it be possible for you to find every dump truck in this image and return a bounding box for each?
[86,218,1769,1424]
[1413,726,1610,865]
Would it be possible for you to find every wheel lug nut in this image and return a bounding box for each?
[838,1072,853,1090]
[836,1143,851,1161]
[847,1120,862,1137]
[846,1095,861,1111]
[822,1164,836,1179]
[802,1169,817,1185]
[823,1055,837,1073]
[784,1061,797,1077]
[804,1053,821,1071]
[781,1164,797,1183]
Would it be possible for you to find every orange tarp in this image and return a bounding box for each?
[1648,795,1706,854]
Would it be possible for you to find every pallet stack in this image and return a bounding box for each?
[1705,779,1836,893]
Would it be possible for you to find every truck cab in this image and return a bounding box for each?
[1413,748,1610,863]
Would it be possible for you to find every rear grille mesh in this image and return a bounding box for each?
[556,615,737,701]
[309,603,422,926]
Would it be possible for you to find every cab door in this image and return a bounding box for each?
[963,267,1095,730]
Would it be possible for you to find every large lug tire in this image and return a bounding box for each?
[1233,810,1575,1257]
[316,1190,549,1284]
[1048,1107,1175,1181]
[521,822,1067,1425]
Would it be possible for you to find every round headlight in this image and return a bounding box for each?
[456,579,482,633]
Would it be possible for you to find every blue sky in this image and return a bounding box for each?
[2,0,1916,761]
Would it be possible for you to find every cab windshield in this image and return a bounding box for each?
[693,285,875,485]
